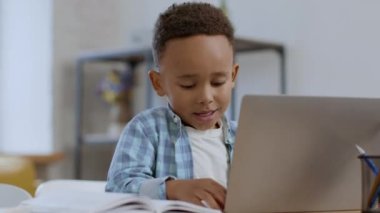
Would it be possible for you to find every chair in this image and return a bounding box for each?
[0,156,37,195]
[35,179,106,197]
[0,183,32,208]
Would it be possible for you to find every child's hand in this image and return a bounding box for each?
[166,178,226,210]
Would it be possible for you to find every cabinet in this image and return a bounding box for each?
[74,37,286,179]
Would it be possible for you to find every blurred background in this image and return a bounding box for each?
[1,0,380,187]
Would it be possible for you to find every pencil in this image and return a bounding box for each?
[367,172,380,208]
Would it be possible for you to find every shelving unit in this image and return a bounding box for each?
[74,37,286,179]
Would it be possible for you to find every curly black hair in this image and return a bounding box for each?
[152,2,234,65]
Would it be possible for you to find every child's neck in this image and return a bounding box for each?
[183,121,221,129]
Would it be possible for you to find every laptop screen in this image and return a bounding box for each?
[225,95,380,213]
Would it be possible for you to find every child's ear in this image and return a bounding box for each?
[231,64,239,88]
[148,70,166,96]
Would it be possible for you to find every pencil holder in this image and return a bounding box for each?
[359,155,380,213]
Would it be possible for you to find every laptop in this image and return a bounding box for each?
[225,95,380,213]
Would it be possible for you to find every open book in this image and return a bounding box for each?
[21,190,221,213]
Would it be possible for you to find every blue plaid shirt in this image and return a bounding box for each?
[106,106,237,199]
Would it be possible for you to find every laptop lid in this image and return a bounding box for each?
[225,95,380,213]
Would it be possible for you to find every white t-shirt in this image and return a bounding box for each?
[185,123,228,188]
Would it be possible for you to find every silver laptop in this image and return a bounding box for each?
[225,95,380,213]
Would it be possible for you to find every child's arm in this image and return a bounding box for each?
[105,118,171,199]
[166,178,226,210]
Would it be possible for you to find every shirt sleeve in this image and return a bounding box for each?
[105,118,171,199]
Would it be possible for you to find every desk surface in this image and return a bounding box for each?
[0,207,362,213]
[311,211,359,213]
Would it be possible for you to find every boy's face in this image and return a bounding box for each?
[149,35,239,130]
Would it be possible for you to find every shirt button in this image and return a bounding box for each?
[173,117,178,123]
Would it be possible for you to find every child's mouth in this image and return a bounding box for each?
[193,110,217,121]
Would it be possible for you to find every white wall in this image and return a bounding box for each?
[230,0,380,96]
[0,0,53,154]
[123,0,380,118]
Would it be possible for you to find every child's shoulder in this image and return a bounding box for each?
[229,120,238,131]
[129,106,172,125]
[224,117,238,135]
[135,106,170,117]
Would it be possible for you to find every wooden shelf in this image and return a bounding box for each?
[83,133,119,144]
[78,48,151,62]
[21,152,65,166]
[234,37,283,52]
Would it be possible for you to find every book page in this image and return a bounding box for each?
[21,190,152,212]
[151,199,222,213]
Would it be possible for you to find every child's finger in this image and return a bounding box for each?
[201,179,226,207]
[196,191,221,210]
[198,178,226,193]
[206,189,225,209]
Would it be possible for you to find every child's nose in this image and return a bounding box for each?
[198,87,213,105]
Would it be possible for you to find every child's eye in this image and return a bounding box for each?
[179,84,195,89]
[212,81,226,87]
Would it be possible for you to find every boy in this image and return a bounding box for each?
[106,2,239,210]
